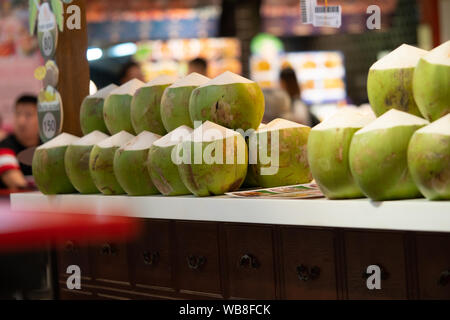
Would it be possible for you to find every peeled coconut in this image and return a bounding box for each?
[80,84,117,135]
[89,131,135,195]
[147,126,193,196]
[367,44,428,117]
[113,131,161,196]
[160,73,210,132]
[64,131,109,194]
[413,41,450,121]
[189,71,265,131]
[131,75,178,135]
[408,114,450,200]
[103,79,145,135]
[308,108,375,199]
[176,121,248,196]
[349,109,429,200]
[249,118,312,188]
[32,133,79,194]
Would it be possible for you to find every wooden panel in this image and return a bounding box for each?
[416,234,450,300]
[344,231,407,299]
[90,241,130,287]
[56,240,91,282]
[59,287,95,300]
[175,222,222,297]
[225,225,276,299]
[280,228,337,299]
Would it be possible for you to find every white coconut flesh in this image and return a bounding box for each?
[39,3,54,23]
[153,126,194,147]
[121,131,162,151]
[96,131,134,148]
[415,114,450,135]
[370,44,428,70]
[355,109,429,135]
[109,79,145,96]
[169,73,210,88]
[37,133,79,150]
[198,71,254,88]
[257,118,307,133]
[313,108,376,131]
[189,121,240,142]
[422,41,450,66]
[144,75,178,87]
[72,131,109,146]
[89,84,118,99]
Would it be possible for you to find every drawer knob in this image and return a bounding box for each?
[142,251,159,266]
[100,243,118,256]
[297,264,321,281]
[438,269,450,287]
[64,240,77,253]
[362,264,390,280]
[239,254,260,269]
[187,255,206,271]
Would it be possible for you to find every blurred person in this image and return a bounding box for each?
[119,61,144,84]
[0,114,7,141]
[0,95,40,191]
[261,88,291,123]
[188,58,208,76]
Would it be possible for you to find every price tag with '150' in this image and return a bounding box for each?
[38,86,63,142]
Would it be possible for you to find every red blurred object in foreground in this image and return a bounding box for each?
[0,201,139,252]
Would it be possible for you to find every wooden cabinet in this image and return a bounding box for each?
[56,239,91,284]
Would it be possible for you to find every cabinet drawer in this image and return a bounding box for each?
[59,287,95,300]
[225,225,276,299]
[280,228,337,299]
[129,219,173,291]
[57,240,91,282]
[175,222,222,297]
[416,234,450,300]
[344,231,407,299]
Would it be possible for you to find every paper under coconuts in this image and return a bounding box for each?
[160,73,210,132]
[147,126,193,196]
[131,75,178,135]
[103,79,145,135]
[367,44,428,117]
[80,84,117,135]
[176,121,248,196]
[349,109,429,201]
[89,131,134,195]
[189,71,265,131]
[408,114,450,200]
[248,119,311,188]
[113,131,161,196]
[308,108,375,199]
[33,133,79,194]
[64,131,109,194]
[413,41,450,121]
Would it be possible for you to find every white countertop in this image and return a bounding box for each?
[10,192,450,233]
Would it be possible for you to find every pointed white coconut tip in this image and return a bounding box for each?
[39,2,53,21]
[122,131,162,151]
[423,40,450,66]
[188,121,240,142]
[370,44,428,70]
[199,71,254,88]
[169,73,211,88]
[312,108,376,131]
[37,133,79,150]
[356,109,429,135]
[153,126,193,147]
[96,131,135,148]
[258,123,267,129]
[257,118,308,133]
[145,75,178,87]
[73,131,110,146]
[90,84,118,99]
[416,113,450,136]
[110,79,145,96]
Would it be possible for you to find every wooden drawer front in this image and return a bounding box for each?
[57,240,91,282]
[416,235,450,300]
[90,241,130,286]
[59,287,95,300]
[225,225,276,299]
[130,220,173,291]
[175,222,222,297]
[280,228,337,299]
[344,231,407,299]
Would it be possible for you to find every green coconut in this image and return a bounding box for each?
[80,84,117,135]
[249,118,312,188]
[160,73,210,132]
[113,131,161,196]
[177,121,248,196]
[64,131,109,194]
[103,79,145,135]
[413,41,450,121]
[89,131,135,195]
[307,108,375,199]
[189,71,265,131]
[408,114,450,200]
[242,123,266,188]
[349,109,429,201]
[32,133,79,194]
[147,126,193,196]
[37,3,58,60]
[131,75,178,135]
[367,44,428,117]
